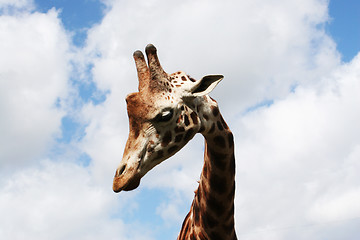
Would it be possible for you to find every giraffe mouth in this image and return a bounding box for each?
[115,176,141,192]
[113,164,142,192]
[113,173,141,192]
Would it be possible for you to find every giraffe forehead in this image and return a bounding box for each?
[126,90,176,121]
[126,92,157,120]
[156,72,196,99]
[126,72,198,119]
[140,72,194,105]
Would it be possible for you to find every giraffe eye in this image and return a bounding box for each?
[156,109,174,122]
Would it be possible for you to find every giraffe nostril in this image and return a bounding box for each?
[118,165,126,176]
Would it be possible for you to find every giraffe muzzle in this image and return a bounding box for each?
[113,163,141,192]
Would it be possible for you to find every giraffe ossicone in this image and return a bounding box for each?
[113,44,237,240]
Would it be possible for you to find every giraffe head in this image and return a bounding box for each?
[113,44,223,192]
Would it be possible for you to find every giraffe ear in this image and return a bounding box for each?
[191,75,223,96]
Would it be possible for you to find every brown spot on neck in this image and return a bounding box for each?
[217,121,224,131]
[184,114,190,126]
[213,135,226,148]
[190,112,199,125]
[211,106,219,117]
[184,128,195,142]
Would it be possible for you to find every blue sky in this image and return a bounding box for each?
[34,0,360,61]
[1,0,360,239]
[36,0,105,46]
[327,0,360,62]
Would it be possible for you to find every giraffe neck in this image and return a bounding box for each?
[178,110,236,240]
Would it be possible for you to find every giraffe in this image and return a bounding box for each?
[113,44,236,240]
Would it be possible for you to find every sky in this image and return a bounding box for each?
[0,0,359,239]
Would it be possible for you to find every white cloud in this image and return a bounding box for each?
[83,0,340,116]
[0,160,153,240]
[79,93,129,185]
[310,187,360,223]
[0,9,70,168]
[0,0,34,13]
[235,53,360,239]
